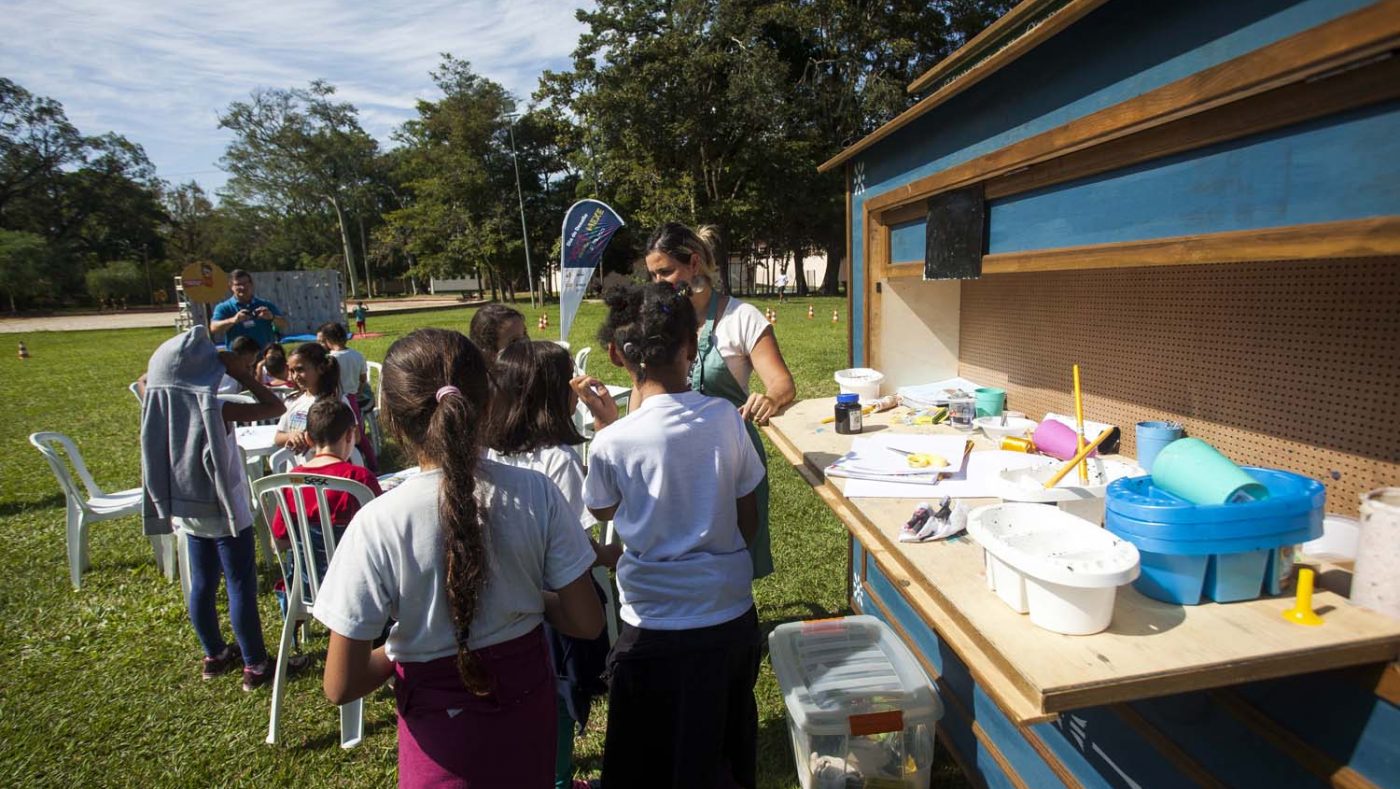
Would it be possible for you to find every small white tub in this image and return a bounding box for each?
[969,503,1140,635]
[834,368,884,402]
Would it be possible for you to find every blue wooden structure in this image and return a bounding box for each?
[791,0,1400,786]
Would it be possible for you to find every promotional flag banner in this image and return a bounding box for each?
[559,199,625,343]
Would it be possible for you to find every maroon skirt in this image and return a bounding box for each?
[395,626,556,788]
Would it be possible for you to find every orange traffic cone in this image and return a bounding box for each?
[807,304,814,319]
[537,315,545,331]
[832,309,839,323]
[543,313,549,328]
[17,341,30,360]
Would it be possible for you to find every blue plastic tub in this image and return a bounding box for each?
[1105,468,1323,605]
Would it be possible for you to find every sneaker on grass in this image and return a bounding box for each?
[202,645,242,680]
[242,654,314,691]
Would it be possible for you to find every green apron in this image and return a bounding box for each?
[690,294,773,579]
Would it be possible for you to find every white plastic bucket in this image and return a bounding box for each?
[1025,577,1117,635]
[834,368,884,401]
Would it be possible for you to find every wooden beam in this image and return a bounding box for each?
[981,218,1400,275]
[886,263,925,279]
[906,0,1064,95]
[1110,704,1228,789]
[854,0,1400,202]
[985,51,1400,200]
[1210,690,1381,789]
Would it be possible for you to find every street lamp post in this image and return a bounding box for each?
[505,113,537,308]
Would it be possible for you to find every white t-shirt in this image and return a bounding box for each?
[314,463,596,663]
[708,297,770,393]
[487,444,597,530]
[583,390,765,630]
[276,392,358,465]
[172,422,254,539]
[331,348,367,401]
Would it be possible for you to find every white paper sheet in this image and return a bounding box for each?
[843,450,1044,499]
[826,434,973,479]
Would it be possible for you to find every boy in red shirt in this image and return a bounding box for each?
[271,400,382,580]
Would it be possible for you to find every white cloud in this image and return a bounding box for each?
[0,0,593,193]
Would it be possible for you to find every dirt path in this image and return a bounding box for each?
[0,296,481,334]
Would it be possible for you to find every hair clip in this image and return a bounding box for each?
[435,385,462,402]
[622,341,639,357]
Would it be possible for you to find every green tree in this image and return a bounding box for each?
[0,229,46,312]
[218,80,379,297]
[84,259,145,303]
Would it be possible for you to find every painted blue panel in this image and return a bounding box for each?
[1237,672,1400,786]
[846,0,1370,366]
[987,103,1400,252]
[890,219,926,264]
[858,0,1368,198]
[973,686,1068,789]
[1130,693,1323,787]
[1044,707,1199,789]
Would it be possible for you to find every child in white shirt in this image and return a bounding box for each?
[577,282,765,788]
[314,327,602,788]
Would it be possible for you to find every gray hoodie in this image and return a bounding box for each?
[140,326,243,536]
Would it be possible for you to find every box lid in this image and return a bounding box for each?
[768,615,943,736]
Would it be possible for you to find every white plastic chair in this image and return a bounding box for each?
[253,472,375,748]
[573,347,591,377]
[29,432,174,590]
[363,361,384,453]
[128,381,143,403]
[593,520,622,645]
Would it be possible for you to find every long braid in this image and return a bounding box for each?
[380,328,493,693]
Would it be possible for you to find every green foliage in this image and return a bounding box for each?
[0,229,47,312]
[1,79,167,304]
[83,259,146,302]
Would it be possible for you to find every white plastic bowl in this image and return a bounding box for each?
[974,416,1037,441]
[969,503,1140,635]
[834,368,884,402]
[1302,515,1360,561]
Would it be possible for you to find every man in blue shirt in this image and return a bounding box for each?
[210,269,290,349]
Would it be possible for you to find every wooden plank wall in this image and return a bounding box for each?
[958,257,1400,517]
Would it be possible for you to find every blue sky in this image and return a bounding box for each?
[0,0,593,196]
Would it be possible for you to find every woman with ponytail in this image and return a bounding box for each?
[315,328,602,788]
[593,221,796,582]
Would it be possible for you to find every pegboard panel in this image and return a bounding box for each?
[958,258,1400,517]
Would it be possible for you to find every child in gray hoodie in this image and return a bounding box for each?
[141,326,287,688]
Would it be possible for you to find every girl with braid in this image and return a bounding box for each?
[315,328,602,788]
[575,282,766,788]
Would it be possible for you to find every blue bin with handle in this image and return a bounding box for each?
[1105,468,1324,604]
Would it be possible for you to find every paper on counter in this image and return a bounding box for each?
[843,450,1044,499]
[826,434,973,479]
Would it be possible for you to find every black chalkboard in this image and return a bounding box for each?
[924,183,986,280]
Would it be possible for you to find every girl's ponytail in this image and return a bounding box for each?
[380,328,493,693]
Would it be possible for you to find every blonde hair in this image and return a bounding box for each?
[646,222,723,290]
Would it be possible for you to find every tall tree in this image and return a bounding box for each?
[219,80,379,296]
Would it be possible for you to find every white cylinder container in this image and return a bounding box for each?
[1352,488,1400,621]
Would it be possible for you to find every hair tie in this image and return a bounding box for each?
[435,385,462,403]
[622,341,639,358]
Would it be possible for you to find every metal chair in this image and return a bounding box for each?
[253,472,375,748]
[28,432,174,590]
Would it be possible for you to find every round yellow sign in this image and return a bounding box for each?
[180,261,229,303]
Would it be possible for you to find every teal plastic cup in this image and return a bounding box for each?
[974,387,1006,418]
[1150,437,1270,504]
[1135,421,1183,472]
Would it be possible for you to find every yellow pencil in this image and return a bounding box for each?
[1044,428,1114,489]
[1073,364,1088,483]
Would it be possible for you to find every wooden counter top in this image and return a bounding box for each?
[765,398,1400,724]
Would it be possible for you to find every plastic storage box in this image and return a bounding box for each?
[1105,468,1324,605]
[769,616,944,789]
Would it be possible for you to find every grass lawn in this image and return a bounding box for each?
[0,294,968,788]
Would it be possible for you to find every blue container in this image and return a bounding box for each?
[1106,468,1323,605]
[1135,421,1183,473]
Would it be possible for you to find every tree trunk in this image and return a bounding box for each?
[820,242,843,296]
[329,195,360,298]
[358,216,374,298]
[793,248,809,296]
[713,225,731,294]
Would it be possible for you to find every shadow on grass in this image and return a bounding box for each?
[300,710,397,751]
[0,491,66,517]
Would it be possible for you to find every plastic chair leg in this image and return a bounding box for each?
[593,565,620,645]
[149,535,178,582]
[266,592,302,745]
[66,501,87,590]
[340,698,364,749]
[177,531,192,610]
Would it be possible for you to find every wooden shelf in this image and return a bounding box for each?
[765,398,1400,724]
